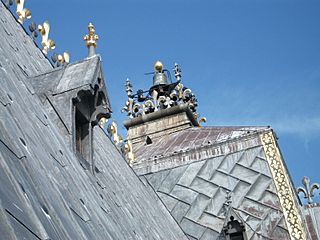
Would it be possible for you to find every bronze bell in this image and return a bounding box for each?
[153,61,168,86]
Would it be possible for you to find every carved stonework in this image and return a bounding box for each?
[260,131,306,240]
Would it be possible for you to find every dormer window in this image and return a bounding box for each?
[75,106,90,159]
[73,85,111,171]
[74,91,95,168]
[223,216,246,240]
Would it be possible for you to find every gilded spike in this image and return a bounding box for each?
[16,0,31,24]
[83,23,99,57]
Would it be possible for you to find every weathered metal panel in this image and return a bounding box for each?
[301,204,320,240]
[133,126,268,175]
[144,143,292,239]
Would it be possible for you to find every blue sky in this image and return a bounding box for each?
[12,0,320,202]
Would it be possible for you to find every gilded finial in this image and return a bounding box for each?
[51,52,70,67]
[38,21,55,55]
[154,61,163,73]
[98,117,107,128]
[106,121,135,165]
[16,0,31,24]
[83,23,99,57]
[122,140,135,165]
[107,121,122,145]
[58,52,70,65]
[199,117,207,126]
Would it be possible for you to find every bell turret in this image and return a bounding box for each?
[122,61,205,127]
[152,61,168,86]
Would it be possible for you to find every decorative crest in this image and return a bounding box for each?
[58,52,70,65]
[106,121,136,165]
[83,23,99,57]
[98,117,107,128]
[38,21,55,55]
[121,140,135,166]
[28,22,38,39]
[107,121,122,145]
[121,79,135,118]
[51,52,70,67]
[297,176,320,204]
[16,0,31,24]
[121,62,206,125]
[173,63,182,81]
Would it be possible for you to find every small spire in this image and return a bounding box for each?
[173,63,182,81]
[83,23,99,57]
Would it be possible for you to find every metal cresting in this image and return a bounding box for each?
[297,176,320,205]
[260,131,306,240]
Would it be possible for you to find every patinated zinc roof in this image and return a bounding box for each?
[134,126,269,161]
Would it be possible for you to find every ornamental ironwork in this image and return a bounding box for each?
[297,176,319,204]
[121,61,205,125]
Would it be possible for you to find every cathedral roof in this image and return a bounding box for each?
[0,2,187,239]
[121,61,309,239]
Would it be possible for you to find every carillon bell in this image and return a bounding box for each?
[152,61,168,86]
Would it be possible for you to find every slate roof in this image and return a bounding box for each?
[0,2,187,239]
[28,55,111,141]
[29,55,108,100]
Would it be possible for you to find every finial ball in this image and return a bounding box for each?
[154,61,163,72]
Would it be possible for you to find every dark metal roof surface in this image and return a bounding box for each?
[30,55,102,97]
[133,126,269,174]
[135,126,268,160]
[143,141,291,239]
[0,2,187,239]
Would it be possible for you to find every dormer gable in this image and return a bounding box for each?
[29,55,111,170]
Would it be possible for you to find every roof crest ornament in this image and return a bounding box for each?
[107,121,122,145]
[107,121,136,165]
[28,22,38,39]
[16,0,31,24]
[121,61,206,125]
[83,23,99,57]
[297,176,320,205]
[173,63,181,81]
[121,140,135,166]
[38,21,55,55]
[51,52,70,67]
